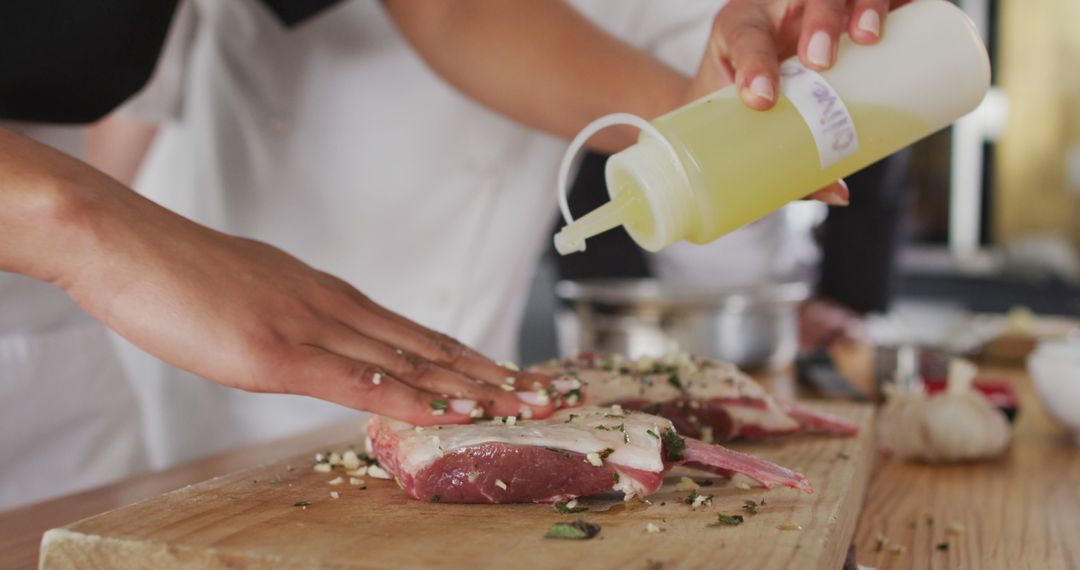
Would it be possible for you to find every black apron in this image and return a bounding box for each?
[0,0,343,123]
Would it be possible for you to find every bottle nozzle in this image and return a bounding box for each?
[552,193,633,256]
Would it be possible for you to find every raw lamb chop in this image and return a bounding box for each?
[532,352,859,443]
[367,406,811,504]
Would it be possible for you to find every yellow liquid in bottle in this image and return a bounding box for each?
[602,94,930,247]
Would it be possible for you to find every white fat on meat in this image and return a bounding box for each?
[381,407,671,476]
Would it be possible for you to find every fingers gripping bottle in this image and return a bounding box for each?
[553,0,990,255]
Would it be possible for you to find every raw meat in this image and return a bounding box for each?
[367,406,811,504]
[533,353,859,442]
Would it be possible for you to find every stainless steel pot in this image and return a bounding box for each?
[555,279,809,371]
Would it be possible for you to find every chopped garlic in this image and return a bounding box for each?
[565,499,578,510]
[690,494,712,509]
[494,479,508,490]
[497,361,520,371]
[778,521,803,531]
[414,426,425,433]
[566,393,580,406]
[947,521,965,535]
[328,476,344,486]
[700,427,715,444]
[500,384,514,392]
[887,544,905,554]
[504,377,515,385]
[506,416,518,426]
[431,409,445,416]
[345,467,367,477]
[675,477,700,492]
[314,463,333,473]
[610,404,625,415]
[586,452,603,467]
[645,522,663,534]
[735,482,752,491]
[342,450,361,470]
[349,477,365,486]
[314,452,327,463]
[469,406,484,418]
[328,452,343,466]
[534,389,551,404]
[372,372,382,385]
[367,465,391,479]
[519,406,533,419]
[330,491,340,499]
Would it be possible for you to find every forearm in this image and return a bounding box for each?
[383,0,692,153]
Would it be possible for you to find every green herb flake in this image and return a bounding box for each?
[936,542,949,551]
[358,453,378,465]
[642,403,663,415]
[554,501,588,514]
[741,499,761,515]
[598,448,615,460]
[623,432,630,444]
[645,429,660,439]
[837,451,851,460]
[661,428,687,462]
[710,513,745,527]
[545,519,601,540]
[430,399,449,412]
[270,476,283,485]
[430,495,441,503]
[668,374,685,392]
[612,472,620,483]
[564,413,579,424]
[293,500,312,507]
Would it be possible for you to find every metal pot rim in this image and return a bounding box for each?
[554,278,810,311]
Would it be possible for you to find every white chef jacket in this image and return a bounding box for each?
[0,125,148,511]
[117,0,807,469]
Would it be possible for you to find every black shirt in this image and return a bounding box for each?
[0,0,343,124]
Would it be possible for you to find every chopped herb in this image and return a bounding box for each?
[661,429,686,462]
[598,448,615,460]
[545,519,601,540]
[837,451,851,460]
[293,501,312,507]
[641,402,664,415]
[270,476,283,485]
[358,453,378,465]
[645,429,660,439]
[594,425,611,431]
[936,542,949,551]
[564,414,579,423]
[603,412,628,418]
[741,499,762,515]
[564,388,582,404]
[710,513,744,527]
[430,399,448,412]
[908,521,917,529]
[699,479,714,487]
[554,501,588,514]
[612,472,620,483]
[668,374,685,392]
[430,495,441,503]
[623,432,630,444]
[874,534,887,552]
[646,560,664,570]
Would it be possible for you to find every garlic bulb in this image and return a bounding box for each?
[879,359,1011,462]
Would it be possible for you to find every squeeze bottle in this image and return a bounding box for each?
[553,0,990,255]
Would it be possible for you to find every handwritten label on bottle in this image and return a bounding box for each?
[779,62,859,169]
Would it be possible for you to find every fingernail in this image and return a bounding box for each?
[449,398,478,415]
[516,390,551,406]
[857,10,881,37]
[748,75,774,102]
[821,192,850,206]
[807,31,832,68]
[552,377,582,394]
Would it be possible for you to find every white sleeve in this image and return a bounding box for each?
[115,0,199,124]
[570,0,729,76]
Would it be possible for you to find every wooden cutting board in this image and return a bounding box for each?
[40,403,874,570]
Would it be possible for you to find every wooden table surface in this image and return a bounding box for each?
[3,362,1077,569]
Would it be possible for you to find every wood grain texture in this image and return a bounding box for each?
[855,367,1080,569]
[40,404,874,570]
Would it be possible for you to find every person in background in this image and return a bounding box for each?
[1,0,897,508]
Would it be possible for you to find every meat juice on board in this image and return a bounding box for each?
[553,0,990,255]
